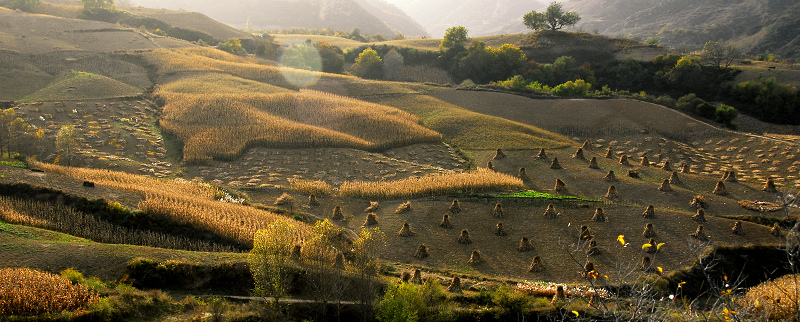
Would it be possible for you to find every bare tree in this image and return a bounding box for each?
[701,41,740,69]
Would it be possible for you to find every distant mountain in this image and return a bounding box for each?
[126,0,426,38]
[384,0,547,38]
[563,0,800,58]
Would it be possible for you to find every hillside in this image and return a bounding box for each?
[122,7,256,41]
[384,0,546,38]
[563,0,800,58]
[126,0,422,38]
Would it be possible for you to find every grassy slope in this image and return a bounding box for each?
[272,33,528,52]
[372,94,574,152]
[159,72,293,95]
[0,219,245,281]
[23,72,143,102]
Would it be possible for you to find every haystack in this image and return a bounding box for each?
[440,214,453,229]
[543,203,558,219]
[605,146,614,159]
[722,170,737,183]
[554,179,567,193]
[551,285,566,305]
[537,148,548,160]
[573,148,586,160]
[493,203,504,218]
[363,213,379,227]
[334,252,345,269]
[591,207,607,222]
[681,164,690,173]
[645,238,658,254]
[691,195,706,209]
[414,244,429,259]
[364,201,380,212]
[493,148,506,160]
[468,250,482,265]
[642,205,655,218]
[731,221,744,235]
[518,237,534,252]
[411,269,423,284]
[690,225,709,241]
[309,194,320,207]
[692,209,707,223]
[640,156,650,167]
[275,193,294,205]
[400,272,411,283]
[448,276,462,292]
[669,171,682,184]
[627,168,640,178]
[450,199,462,214]
[395,201,412,214]
[487,161,494,170]
[639,256,655,273]
[771,222,782,237]
[643,223,656,238]
[519,167,530,181]
[398,222,415,237]
[458,229,472,244]
[291,245,302,260]
[587,239,600,256]
[604,170,617,181]
[581,139,592,150]
[658,179,673,192]
[528,256,543,272]
[589,157,600,169]
[661,161,672,171]
[579,225,593,241]
[550,157,563,169]
[763,178,778,193]
[713,181,728,195]
[605,185,620,200]
[332,205,345,220]
[619,155,630,165]
[581,261,597,278]
[495,222,507,236]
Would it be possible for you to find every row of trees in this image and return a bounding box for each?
[0,109,43,160]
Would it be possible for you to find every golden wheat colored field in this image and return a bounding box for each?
[34,162,311,247]
[0,268,97,316]
[158,72,292,95]
[339,168,524,199]
[157,89,442,162]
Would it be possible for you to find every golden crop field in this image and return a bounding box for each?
[22,71,142,102]
[157,89,442,162]
[339,168,525,199]
[34,162,311,247]
[0,268,97,316]
[159,72,292,95]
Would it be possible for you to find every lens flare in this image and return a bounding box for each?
[278,39,323,87]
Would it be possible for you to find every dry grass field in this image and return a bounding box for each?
[22,71,142,102]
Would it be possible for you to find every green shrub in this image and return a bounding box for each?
[60,268,85,285]
[496,75,528,91]
[376,282,424,322]
[675,93,704,112]
[552,79,592,97]
[695,102,716,119]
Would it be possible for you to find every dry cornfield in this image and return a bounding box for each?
[288,179,333,195]
[339,168,524,199]
[34,162,311,247]
[0,268,97,316]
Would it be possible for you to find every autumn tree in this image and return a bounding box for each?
[352,227,386,320]
[249,219,302,307]
[303,219,349,320]
[351,48,384,79]
[701,41,740,69]
[217,38,248,56]
[55,125,78,166]
[317,41,344,74]
[523,1,580,31]
[439,26,469,52]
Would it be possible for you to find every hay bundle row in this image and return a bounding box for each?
[763,178,778,193]
[440,214,453,228]
[581,139,592,150]
[398,222,415,236]
[554,179,567,193]
[363,213,379,227]
[640,156,650,167]
[450,199,462,214]
[604,170,617,181]
[643,223,656,238]
[493,203,504,218]
[494,148,506,160]
[496,222,507,236]
[529,256,543,272]
[658,179,673,192]
[332,205,345,220]
[692,209,707,223]
[731,221,744,235]
[771,223,782,237]
[309,194,320,207]
[468,250,482,265]
[605,147,614,159]
[537,148,548,160]
[661,161,672,171]
[365,201,380,212]
[619,155,630,166]
[681,164,690,173]
[589,157,600,169]
[627,168,640,178]
[275,192,294,205]
[573,148,585,160]
[722,170,737,183]
[587,239,600,256]
[519,167,530,181]
[414,244,429,259]
[458,229,472,244]
[448,276,462,292]
[645,238,658,254]
[605,185,620,200]
[579,225,593,241]
[691,195,706,209]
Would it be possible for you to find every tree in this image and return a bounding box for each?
[304,219,349,320]
[56,125,78,166]
[317,41,344,74]
[6,0,41,11]
[352,48,384,79]
[523,1,580,31]
[440,26,469,51]
[80,0,117,21]
[249,219,302,307]
[81,0,114,11]
[701,41,740,69]
[217,38,247,56]
[352,227,387,320]
[383,49,405,81]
